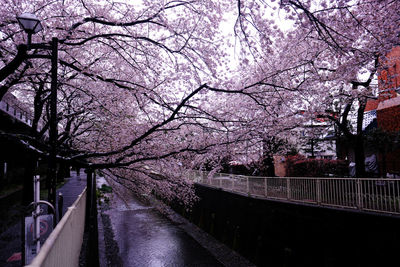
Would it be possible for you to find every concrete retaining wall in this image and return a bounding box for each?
[181,184,400,267]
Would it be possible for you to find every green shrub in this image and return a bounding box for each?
[100,184,113,193]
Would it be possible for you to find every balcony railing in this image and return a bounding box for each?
[187,171,400,215]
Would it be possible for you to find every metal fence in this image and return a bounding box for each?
[25,188,87,267]
[0,99,47,133]
[0,99,33,126]
[187,171,400,215]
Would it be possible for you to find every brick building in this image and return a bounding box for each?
[363,47,400,175]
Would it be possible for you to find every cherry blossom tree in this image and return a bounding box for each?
[1,0,399,204]
[0,0,235,204]
[229,0,400,177]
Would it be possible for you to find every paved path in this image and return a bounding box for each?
[0,170,86,266]
[98,178,254,267]
[56,170,86,218]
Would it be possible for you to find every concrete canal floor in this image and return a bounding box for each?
[98,179,254,267]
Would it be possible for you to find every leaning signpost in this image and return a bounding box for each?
[23,175,55,265]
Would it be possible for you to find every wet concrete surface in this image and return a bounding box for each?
[56,171,86,217]
[0,222,21,267]
[101,191,225,267]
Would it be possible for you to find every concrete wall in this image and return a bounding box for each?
[180,184,400,267]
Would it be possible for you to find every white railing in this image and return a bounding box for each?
[26,188,87,267]
[0,99,33,126]
[187,171,400,215]
[0,99,47,133]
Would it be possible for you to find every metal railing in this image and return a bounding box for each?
[25,188,87,267]
[0,98,47,132]
[187,171,400,215]
[0,99,33,125]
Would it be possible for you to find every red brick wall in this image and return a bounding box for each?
[378,46,400,100]
[377,104,400,132]
[385,150,400,174]
[375,47,400,174]
[377,104,400,174]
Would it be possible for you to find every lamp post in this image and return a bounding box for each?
[17,13,58,210]
[16,13,43,45]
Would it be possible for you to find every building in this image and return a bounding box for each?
[297,116,337,160]
[363,46,400,176]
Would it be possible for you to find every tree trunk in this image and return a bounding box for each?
[0,44,27,93]
[58,162,67,182]
[264,156,275,177]
[22,156,35,206]
[355,98,366,177]
[0,161,4,188]
[354,135,366,177]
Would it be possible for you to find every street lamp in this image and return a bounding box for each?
[17,13,59,212]
[16,13,43,45]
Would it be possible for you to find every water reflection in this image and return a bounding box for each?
[106,194,222,266]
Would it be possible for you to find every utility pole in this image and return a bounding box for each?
[48,37,58,209]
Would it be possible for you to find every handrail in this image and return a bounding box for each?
[25,188,87,267]
[0,98,33,125]
[0,98,47,132]
[187,170,400,215]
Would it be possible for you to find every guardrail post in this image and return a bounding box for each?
[316,179,321,205]
[85,169,92,230]
[264,178,268,197]
[356,178,363,210]
[58,192,63,221]
[85,169,99,267]
[246,176,249,193]
[286,178,291,200]
[33,175,41,255]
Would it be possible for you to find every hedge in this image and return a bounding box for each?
[286,155,348,177]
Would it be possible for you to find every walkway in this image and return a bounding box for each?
[56,170,86,217]
[0,170,86,266]
[98,178,253,267]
